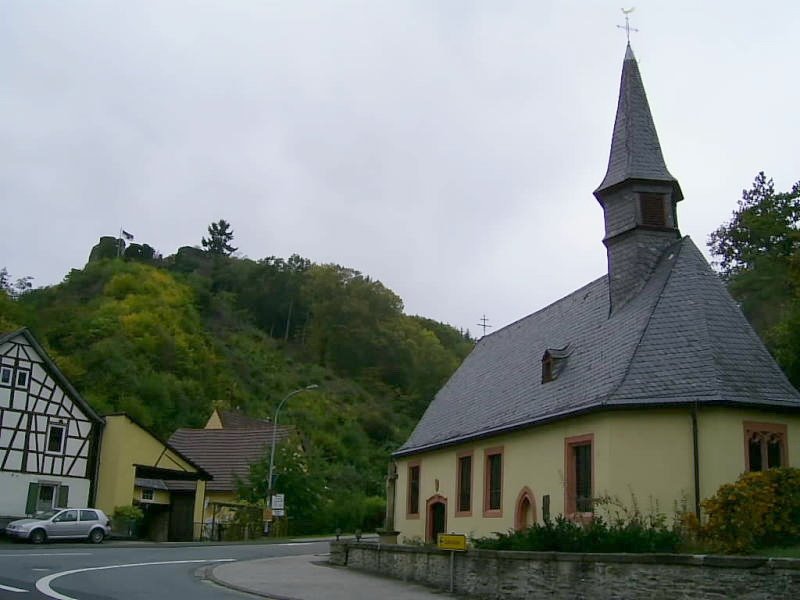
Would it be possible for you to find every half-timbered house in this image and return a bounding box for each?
[0,328,103,521]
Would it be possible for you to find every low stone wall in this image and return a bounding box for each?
[329,541,800,599]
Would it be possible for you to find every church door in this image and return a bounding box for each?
[426,496,447,543]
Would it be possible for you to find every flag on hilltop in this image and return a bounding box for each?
[121,230,134,241]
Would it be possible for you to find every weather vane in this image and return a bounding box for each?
[617,7,638,43]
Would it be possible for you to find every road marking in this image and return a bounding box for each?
[286,542,317,546]
[0,553,92,558]
[0,583,27,592]
[36,559,235,600]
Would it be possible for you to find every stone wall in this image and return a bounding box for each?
[329,541,800,599]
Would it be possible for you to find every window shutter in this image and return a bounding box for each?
[640,194,666,227]
[57,485,69,508]
[26,483,39,515]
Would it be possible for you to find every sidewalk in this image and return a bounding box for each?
[209,553,461,600]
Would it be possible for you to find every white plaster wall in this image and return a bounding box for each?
[0,472,91,517]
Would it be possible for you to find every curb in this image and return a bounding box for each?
[201,560,302,600]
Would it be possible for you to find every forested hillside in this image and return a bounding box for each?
[0,229,473,533]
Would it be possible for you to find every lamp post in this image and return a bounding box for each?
[267,385,319,509]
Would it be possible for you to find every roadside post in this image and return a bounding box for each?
[437,533,467,593]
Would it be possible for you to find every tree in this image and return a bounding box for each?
[708,172,800,387]
[708,172,800,278]
[0,267,34,299]
[201,219,238,255]
[708,173,800,332]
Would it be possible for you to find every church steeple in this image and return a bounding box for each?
[594,44,683,313]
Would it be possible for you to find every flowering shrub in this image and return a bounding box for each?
[691,468,800,553]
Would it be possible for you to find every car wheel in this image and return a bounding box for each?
[30,529,46,544]
[89,528,105,544]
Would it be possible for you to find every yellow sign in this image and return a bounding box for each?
[437,533,467,551]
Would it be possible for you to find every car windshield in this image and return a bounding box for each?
[33,510,59,519]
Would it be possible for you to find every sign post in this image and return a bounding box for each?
[437,533,467,593]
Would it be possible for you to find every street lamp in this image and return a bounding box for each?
[267,384,319,508]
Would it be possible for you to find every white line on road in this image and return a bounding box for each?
[285,542,318,546]
[36,559,236,600]
[0,553,92,558]
[0,582,27,592]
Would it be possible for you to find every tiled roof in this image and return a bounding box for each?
[168,426,290,492]
[134,478,169,491]
[595,44,681,199]
[394,237,800,457]
[218,410,272,429]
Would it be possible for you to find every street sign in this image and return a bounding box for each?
[437,533,467,551]
[271,494,285,509]
[272,508,285,517]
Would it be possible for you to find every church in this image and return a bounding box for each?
[389,44,800,543]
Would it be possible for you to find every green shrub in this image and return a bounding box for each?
[112,505,145,538]
[112,505,144,522]
[691,467,800,553]
[473,496,682,554]
[472,513,681,553]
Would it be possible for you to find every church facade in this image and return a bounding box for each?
[389,45,800,543]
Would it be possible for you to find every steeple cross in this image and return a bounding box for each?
[617,7,639,43]
[476,314,492,337]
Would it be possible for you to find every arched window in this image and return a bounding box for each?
[514,487,536,531]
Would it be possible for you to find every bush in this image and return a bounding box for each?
[472,511,682,553]
[690,467,800,553]
[112,505,144,538]
[113,505,144,522]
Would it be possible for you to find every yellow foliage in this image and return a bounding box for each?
[687,468,800,553]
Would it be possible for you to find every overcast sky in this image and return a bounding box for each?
[1,1,797,335]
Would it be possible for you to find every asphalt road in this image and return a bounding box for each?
[0,539,329,599]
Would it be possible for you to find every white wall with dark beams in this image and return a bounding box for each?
[0,330,99,517]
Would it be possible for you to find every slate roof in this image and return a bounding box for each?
[595,44,682,200]
[168,426,291,492]
[394,237,800,457]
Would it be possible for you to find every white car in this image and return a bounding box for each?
[5,508,111,544]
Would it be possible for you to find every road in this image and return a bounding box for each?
[0,540,329,599]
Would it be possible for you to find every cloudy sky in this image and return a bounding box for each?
[1,1,797,335]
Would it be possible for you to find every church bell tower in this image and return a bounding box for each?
[594,44,683,313]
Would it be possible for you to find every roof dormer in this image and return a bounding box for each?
[541,345,572,383]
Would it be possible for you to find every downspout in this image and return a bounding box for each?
[691,404,701,520]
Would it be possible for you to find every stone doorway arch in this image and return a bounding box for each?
[426,494,447,543]
[514,487,536,531]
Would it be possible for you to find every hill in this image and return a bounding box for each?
[0,237,473,533]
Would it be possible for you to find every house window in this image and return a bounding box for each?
[0,367,11,385]
[142,488,154,501]
[47,423,67,454]
[456,452,472,516]
[407,462,420,517]
[640,193,667,227]
[483,447,503,517]
[565,434,593,516]
[16,370,28,387]
[744,422,787,471]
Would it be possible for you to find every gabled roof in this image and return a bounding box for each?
[595,44,682,200]
[0,328,103,424]
[168,426,291,492]
[105,412,212,480]
[394,237,800,457]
